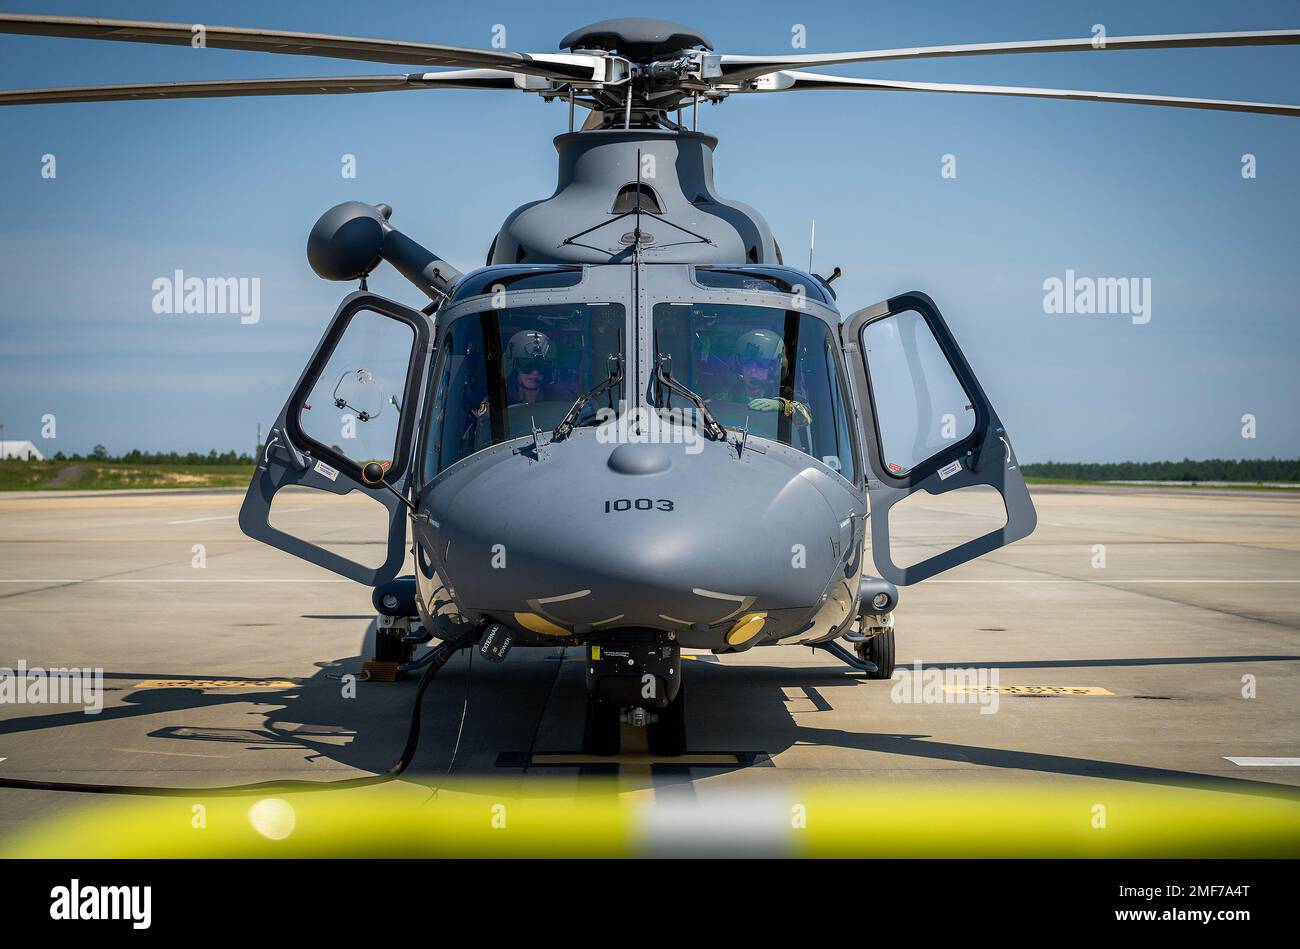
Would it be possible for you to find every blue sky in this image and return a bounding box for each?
[1,0,1297,462]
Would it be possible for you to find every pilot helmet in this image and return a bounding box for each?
[734,328,785,376]
[505,329,556,377]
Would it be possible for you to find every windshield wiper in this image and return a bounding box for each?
[552,354,623,441]
[654,354,727,441]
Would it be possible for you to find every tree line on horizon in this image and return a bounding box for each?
[1021,458,1300,482]
[44,446,256,466]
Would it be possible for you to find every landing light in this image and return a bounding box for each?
[725,612,767,646]
[514,612,570,637]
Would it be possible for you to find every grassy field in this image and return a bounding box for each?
[0,460,253,491]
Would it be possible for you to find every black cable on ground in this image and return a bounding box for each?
[0,626,480,797]
[520,644,568,777]
[422,639,475,804]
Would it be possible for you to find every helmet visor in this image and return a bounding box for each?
[738,355,779,379]
[512,355,553,375]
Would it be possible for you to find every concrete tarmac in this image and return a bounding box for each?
[1,484,1298,841]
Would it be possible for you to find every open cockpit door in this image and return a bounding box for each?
[240,291,431,585]
[840,291,1035,585]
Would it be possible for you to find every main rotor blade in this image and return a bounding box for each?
[411,69,522,90]
[0,69,522,105]
[719,29,1300,82]
[0,13,601,81]
[745,70,1300,117]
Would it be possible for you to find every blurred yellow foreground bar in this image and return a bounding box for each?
[5,779,1299,859]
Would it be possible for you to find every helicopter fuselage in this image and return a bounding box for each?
[239,121,1035,758]
[411,262,869,653]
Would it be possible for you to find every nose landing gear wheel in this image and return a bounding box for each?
[855,626,895,679]
[647,682,686,757]
[584,695,621,756]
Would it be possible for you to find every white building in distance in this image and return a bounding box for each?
[0,440,45,461]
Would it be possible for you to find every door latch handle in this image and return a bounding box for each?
[264,433,308,471]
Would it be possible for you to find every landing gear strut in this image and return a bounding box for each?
[374,622,416,665]
[582,632,684,757]
[817,612,896,678]
[367,576,422,678]
[854,612,895,679]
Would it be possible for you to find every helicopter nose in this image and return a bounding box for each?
[427,435,859,646]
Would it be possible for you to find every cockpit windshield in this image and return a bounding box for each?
[652,303,858,480]
[423,303,624,475]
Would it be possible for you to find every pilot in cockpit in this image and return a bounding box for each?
[724,328,811,425]
[504,329,558,406]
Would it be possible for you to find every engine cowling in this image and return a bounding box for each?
[489,129,779,267]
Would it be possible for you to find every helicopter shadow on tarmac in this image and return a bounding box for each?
[666,657,1300,803]
[3,628,1299,803]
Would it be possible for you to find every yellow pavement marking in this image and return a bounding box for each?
[943,685,1115,696]
[135,679,297,690]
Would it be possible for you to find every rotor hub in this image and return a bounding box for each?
[559,17,711,61]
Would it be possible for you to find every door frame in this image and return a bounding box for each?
[840,291,1036,584]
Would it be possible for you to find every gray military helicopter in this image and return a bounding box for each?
[5,13,1298,756]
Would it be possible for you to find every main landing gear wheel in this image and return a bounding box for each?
[856,626,895,679]
[647,682,686,757]
[584,694,621,756]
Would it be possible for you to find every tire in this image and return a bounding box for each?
[584,695,621,756]
[647,683,686,757]
[857,626,895,680]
